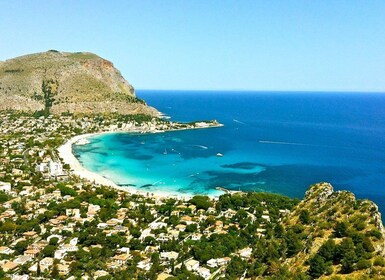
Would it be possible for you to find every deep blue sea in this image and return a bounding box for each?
[74,91,385,212]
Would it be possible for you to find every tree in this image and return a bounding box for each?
[49,237,59,246]
[14,240,29,254]
[334,221,349,238]
[41,79,59,115]
[338,238,357,273]
[51,263,59,279]
[189,195,212,210]
[317,239,336,262]
[362,237,375,253]
[226,256,247,278]
[43,245,57,257]
[285,230,303,257]
[308,255,328,278]
[299,210,310,224]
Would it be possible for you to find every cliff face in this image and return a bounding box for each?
[0,50,158,115]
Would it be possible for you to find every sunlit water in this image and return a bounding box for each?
[73,91,385,212]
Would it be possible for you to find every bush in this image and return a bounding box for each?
[334,221,349,238]
[373,256,385,267]
[356,259,371,270]
[189,195,212,211]
[367,229,382,240]
[299,210,310,224]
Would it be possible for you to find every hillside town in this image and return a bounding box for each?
[0,112,385,280]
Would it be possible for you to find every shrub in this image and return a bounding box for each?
[356,259,371,270]
[373,256,385,267]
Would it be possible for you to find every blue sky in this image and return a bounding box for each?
[1,1,385,91]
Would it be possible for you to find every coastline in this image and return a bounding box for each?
[57,124,226,200]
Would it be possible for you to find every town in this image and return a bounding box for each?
[0,112,384,280]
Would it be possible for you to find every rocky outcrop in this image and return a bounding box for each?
[283,182,385,275]
[0,50,158,115]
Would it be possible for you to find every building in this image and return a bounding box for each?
[198,267,211,279]
[0,181,11,193]
[48,161,64,176]
[185,259,199,271]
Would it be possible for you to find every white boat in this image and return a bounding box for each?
[216,153,223,157]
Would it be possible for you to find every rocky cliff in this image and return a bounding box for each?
[0,50,158,115]
[283,182,385,278]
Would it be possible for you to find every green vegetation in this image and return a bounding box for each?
[0,112,383,279]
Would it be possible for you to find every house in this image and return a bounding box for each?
[36,162,48,173]
[40,257,54,271]
[198,267,211,279]
[207,258,218,268]
[0,181,11,193]
[185,259,199,271]
[0,246,14,255]
[52,190,61,199]
[175,224,186,232]
[61,244,78,252]
[217,257,231,266]
[57,264,70,275]
[188,205,197,213]
[48,160,64,176]
[149,221,167,230]
[113,254,131,265]
[261,215,270,222]
[54,249,66,260]
[160,251,179,262]
[137,258,152,271]
[12,168,23,176]
[11,274,29,280]
[94,270,109,278]
[239,247,252,259]
[24,249,40,258]
[157,272,173,280]
[14,255,32,265]
[1,261,19,272]
[22,231,38,239]
[66,208,80,218]
[190,233,202,241]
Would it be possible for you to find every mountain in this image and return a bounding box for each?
[0,50,158,115]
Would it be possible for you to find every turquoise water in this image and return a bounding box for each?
[73,91,385,210]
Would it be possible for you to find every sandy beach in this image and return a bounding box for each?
[57,132,199,200]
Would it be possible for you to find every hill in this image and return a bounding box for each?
[0,50,158,115]
[282,182,385,278]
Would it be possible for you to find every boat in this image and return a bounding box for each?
[216,153,223,157]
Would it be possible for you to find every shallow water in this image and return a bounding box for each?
[73,91,385,211]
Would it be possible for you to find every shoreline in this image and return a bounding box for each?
[57,125,226,200]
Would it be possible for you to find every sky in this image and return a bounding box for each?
[1,1,385,92]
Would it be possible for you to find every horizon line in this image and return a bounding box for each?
[136,88,385,94]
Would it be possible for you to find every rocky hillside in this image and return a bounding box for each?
[0,50,158,115]
[283,182,385,278]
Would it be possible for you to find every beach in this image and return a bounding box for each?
[57,132,199,200]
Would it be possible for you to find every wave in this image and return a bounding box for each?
[259,140,314,146]
[233,119,247,125]
[191,145,208,150]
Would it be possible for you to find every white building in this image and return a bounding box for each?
[185,259,199,271]
[198,267,211,279]
[48,161,64,176]
[0,181,11,193]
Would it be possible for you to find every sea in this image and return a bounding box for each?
[73,90,385,212]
